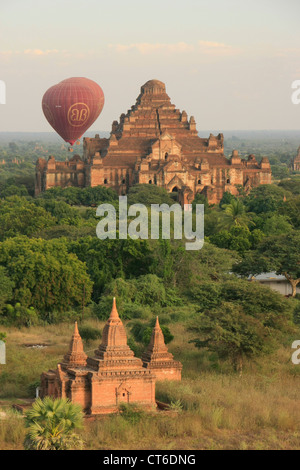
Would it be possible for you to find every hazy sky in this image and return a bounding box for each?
[1,0,300,133]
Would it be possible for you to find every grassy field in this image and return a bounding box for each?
[1,320,300,450]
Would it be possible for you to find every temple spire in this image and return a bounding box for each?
[74,320,79,335]
[147,316,168,354]
[142,316,182,380]
[62,322,87,369]
[89,297,142,369]
[109,297,120,320]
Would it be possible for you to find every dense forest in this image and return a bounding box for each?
[1,132,300,449]
[0,132,299,357]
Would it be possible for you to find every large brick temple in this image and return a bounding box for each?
[291,147,300,171]
[35,79,271,205]
[40,298,182,415]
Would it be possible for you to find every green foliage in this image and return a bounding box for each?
[293,301,300,325]
[190,277,292,328]
[127,184,174,206]
[260,214,293,236]
[0,237,93,321]
[24,397,84,450]
[68,237,153,301]
[118,403,146,425]
[78,325,102,343]
[219,191,237,208]
[4,303,39,327]
[279,196,300,229]
[0,331,6,342]
[233,231,300,296]
[244,184,290,214]
[0,266,14,314]
[39,185,118,206]
[0,196,56,240]
[278,178,300,196]
[189,302,277,373]
[192,193,210,210]
[271,165,290,180]
[1,184,28,198]
[93,272,182,322]
[221,199,251,228]
[34,199,81,226]
[142,324,174,346]
[189,277,294,372]
[210,226,263,253]
[135,274,166,306]
[130,320,174,346]
[127,336,143,357]
[168,399,184,412]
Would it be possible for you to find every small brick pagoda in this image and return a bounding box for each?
[142,317,182,381]
[35,79,271,205]
[40,298,182,415]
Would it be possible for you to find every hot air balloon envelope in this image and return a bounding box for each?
[42,77,104,145]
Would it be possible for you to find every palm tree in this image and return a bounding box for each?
[221,200,253,229]
[24,397,84,450]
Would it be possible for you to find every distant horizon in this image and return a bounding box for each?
[1,129,300,135]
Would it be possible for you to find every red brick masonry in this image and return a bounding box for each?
[35,79,271,205]
[40,299,182,415]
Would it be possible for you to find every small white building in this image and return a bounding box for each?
[249,272,300,296]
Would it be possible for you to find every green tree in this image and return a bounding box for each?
[233,231,300,297]
[34,199,81,226]
[189,277,293,373]
[219,191,237,209]
[127,184,174,206]
[24,397,84,450]
[0,237,92,320]
[69,237,153,301]
[278,178,300,196]
[0,266,14,313]
[135,274,166,306]
[210,225,260,253]
[0,196,56,240]
[244,184,290,214]
[279,195,300,229]
[189,302,277,375]
[221,199,252,228]
[39,185,118,206]
[261,214,293,236]
[1,184,28,198]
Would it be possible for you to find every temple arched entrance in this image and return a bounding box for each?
[171,186,179,201]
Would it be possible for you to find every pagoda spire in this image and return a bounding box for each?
[62,321,87,369]
[146,317,169,356]
[142,316,182,381]
[93,298,134,356]
[109,297,120,320]
[88,297,143,370]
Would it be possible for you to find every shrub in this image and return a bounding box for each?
[78,325,102,343]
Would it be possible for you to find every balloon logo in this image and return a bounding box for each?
[42,77,104,146]
[67,103,90,127]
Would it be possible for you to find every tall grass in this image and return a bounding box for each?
[1,321,300,449]
[0,409,25,450]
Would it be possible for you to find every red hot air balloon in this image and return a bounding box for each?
[42,77,104,146]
